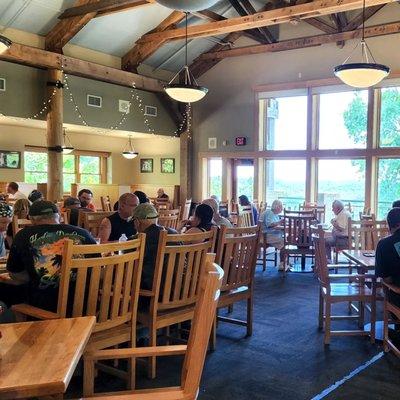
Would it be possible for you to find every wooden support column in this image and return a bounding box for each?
[222,158,233,202]
[180,130,192,204]
[46,69,64,201]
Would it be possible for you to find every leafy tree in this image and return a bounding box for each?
[343,88,400,216]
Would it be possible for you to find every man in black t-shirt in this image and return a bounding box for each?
[0,200,96,311]
[375,207,400,307]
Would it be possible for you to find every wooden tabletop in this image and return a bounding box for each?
[0,316,95,399]
[342,250,375,269]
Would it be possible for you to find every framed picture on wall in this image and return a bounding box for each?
[0,150,21,169]
[161,158,175,174]
[140,158,153,173]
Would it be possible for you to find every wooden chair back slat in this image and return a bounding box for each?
[348,219,389,251]
[312,226,330,290]
[59,236,145,333]
[100,196,112,212]
[81,211,113,236]
[152,228,216,311]
[181,198,192,221]
[283,210,316,248]
[238,209,254,227]
[215,225,260,292]
[299,203,326,223]
[11,216,32,236]
[158,208,180,230]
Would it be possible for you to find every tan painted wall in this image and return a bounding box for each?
[192,4,400,200]
[0,124,180,186]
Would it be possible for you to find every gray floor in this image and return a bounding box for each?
[68,261,400,399]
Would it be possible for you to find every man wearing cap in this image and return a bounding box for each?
[98,193,139,243]
[0,200,96,311]
[133,203,177,292]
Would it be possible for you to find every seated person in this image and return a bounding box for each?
[78,189,96,211]
[262,200,284,246]
[0,200,96,312]
[202,198,232,228]
[157,188,169,200]
[392,200,400,208]
[98,193,139,243]
[28,190,43,203]
[63,197,91,226]
[5,198,30,248]
[7,182,27,200]
[376,207,400,308]
[325,200,352,262]
[133,203,177,292]
[134,190,150,204]
[0,203,13,257]
[239,195,258,224]
[181,204,215,234]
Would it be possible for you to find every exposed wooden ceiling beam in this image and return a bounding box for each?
[45,0,98,53]
[0,43,163,92]
[59,0,154,19]
[122,11,185,72]
[239,0,276,43]
[304,17,337,33]
[198,20,400,60]
[192,9,269,43]
[138,0,395,43]
[344,5,384,30]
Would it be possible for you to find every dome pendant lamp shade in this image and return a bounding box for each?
[0,35,12,55]
[62,129,74,154]
[155,0,219,11]
[122,135,139,159]
[333,0,389,88]
[164,13,208,103]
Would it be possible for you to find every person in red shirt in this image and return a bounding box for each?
[78,189,96,211]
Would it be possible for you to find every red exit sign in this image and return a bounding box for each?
[235,137,247,146]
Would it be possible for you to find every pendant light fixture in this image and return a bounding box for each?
[165,13,208,103]
[155,0,219,11]
[122,135,139,159]
[0,35,12,55]
[333,0,389,88]
[62,128,74,154]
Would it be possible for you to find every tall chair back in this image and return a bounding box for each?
[313,227,330,291]
[154,198,171,210]
[300,203,326,223]
[238,209,254,227]
[59,236,145,330]
[11,216,32,236]
[181,198,192,221]
[283,210,316,248]
[348,219,389,250]
[81,211,114,236]
[100,196,112,212]
[158,208,180,230]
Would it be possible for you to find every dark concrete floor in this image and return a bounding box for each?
[68,261,400,399]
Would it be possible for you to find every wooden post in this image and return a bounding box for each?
[180,130,192,204]
[46,69,64,201]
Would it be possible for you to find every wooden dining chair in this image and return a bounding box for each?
[181,198,192,221]
[81,211,114,236]
[238,208,254,227]
[83,254,223,399]
[139,228,217,378]
[154,198,171,210]
[12,236,146,390]
[101,195,112,212]
[211,225,260,350]
[61,209,70,224]
[383,281,400,358]
[158,208,180,230]
[313,227,377,345]
[11,215,32,236]
[300,203,326,223]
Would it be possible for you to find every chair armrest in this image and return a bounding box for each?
[382,281,400,294]
[11,303,60,320]
[139,289,155,297]
[85,345,187,361]
[329,274,377,281]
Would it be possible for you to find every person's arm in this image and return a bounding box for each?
[184,227,202,235]
[4,234,30,284]
[98,217,111,243]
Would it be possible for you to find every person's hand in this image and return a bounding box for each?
[0,273,11,282]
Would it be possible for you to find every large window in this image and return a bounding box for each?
[25,152,48,183]
[265,159,306,210]
[317,159,366,221]
[379,87,400,147]
[318,90,368,149]
[24,150,106,193]
[377,159,400,219]
[236,161,254,201]
[265,96,307,150]
[207,159,222,199]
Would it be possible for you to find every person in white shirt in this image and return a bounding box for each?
[202,198,233,228]
[325,200,352,262]
[6,182,27,201]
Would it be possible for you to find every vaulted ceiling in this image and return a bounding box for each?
[0,0,398,78]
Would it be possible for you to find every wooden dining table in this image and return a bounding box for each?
[0,316,96,400]
[341,249,375,270]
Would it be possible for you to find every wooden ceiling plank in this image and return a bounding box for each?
[0,43,163,92]
[122,10,185,72]
[138,0,395,43]
[344,5,384,30]
[198,20,400,60]
[304,17,337,33]
[59,0,153,19]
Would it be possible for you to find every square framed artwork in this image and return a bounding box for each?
[161,158,175,174]
[0,150,21,169]
[140,158,153,173]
